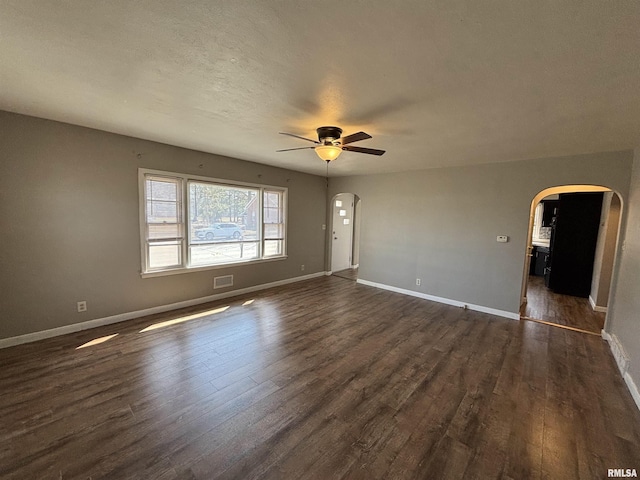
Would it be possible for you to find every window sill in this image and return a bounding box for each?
[141,255,288,278]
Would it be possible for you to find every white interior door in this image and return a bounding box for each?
[331,194,354,272]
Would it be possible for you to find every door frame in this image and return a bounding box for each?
[328,192,361,275]
[520,184,624,332]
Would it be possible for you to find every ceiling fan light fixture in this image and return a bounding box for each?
[278,126,385,160]
[314,145,342,162]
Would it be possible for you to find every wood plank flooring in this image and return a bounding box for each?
[1,276,639,479]
[332,268,358,281]
[523,275,606,334]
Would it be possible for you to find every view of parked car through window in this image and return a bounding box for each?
[188,182,258,266]
[194,223,245,241]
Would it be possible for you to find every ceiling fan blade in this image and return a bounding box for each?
[278,132,320,144]
[276,147,315,152]
[340,131,372,145]
[342,145,386,156]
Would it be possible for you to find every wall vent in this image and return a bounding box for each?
[213,275,234,290]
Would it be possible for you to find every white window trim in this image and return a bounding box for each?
[140,173,186,273]
[138,168,288,277]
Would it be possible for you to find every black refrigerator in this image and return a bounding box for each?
[545,192,603,297]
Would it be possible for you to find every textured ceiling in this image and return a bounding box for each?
[1,1,640,176]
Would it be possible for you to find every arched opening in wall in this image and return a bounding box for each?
[329,193,361,281]
[520,185,623,334]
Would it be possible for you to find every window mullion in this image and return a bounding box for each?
[181,177,189,268]
[259,188,264,259]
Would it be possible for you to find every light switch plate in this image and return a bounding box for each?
[497,235,508,243]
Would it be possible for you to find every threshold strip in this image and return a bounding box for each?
[520,316,601,336]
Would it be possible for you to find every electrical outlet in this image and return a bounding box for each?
[301,264,305,271]
[416,278,421,286]
[77,301,87,313]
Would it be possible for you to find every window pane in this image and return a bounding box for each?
[263,190,283,224]
[264,223,284,239]
[146,201,179,223]
[148,223,181,240]
[190,242,259,266]
[149,242,182,269]
[146,178,180,223]
[188,182,258,266]
[147,178,178,201]
[143,175,184,273]
[264,240,283,257]
[263,189,285,258]
[189,183,257,237]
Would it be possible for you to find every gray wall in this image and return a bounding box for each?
[0,111,327,339]
[607,148,640,388]
[329,151,633,315]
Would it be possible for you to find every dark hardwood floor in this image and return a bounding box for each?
[523,276,606,334]
[1,276,639,479]
[332,267,358,281]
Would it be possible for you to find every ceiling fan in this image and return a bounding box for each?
[277,126,385,162]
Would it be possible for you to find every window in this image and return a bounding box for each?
[189,182,259,267]
[140,169,286,275]
[263,190,285,257]
[532,202,543,239]
[144,175,184,270]
[532,202,552,243]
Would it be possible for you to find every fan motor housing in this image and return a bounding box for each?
[317,126,343,143]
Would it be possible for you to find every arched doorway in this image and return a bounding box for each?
[520,185,623,334]
[329,193,360,281]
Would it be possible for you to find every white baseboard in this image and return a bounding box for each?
[624,372,640,413]
[602,330,640,412]
[356,279,520,321]
[0,272,328,350]
[351,264,359,269]
[589,295,608,313]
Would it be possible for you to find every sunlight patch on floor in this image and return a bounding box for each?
[76,333,119,349]
[140,306,230,333]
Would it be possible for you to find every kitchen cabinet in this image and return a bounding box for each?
[533,246,549,276]
[529,245,550,276]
